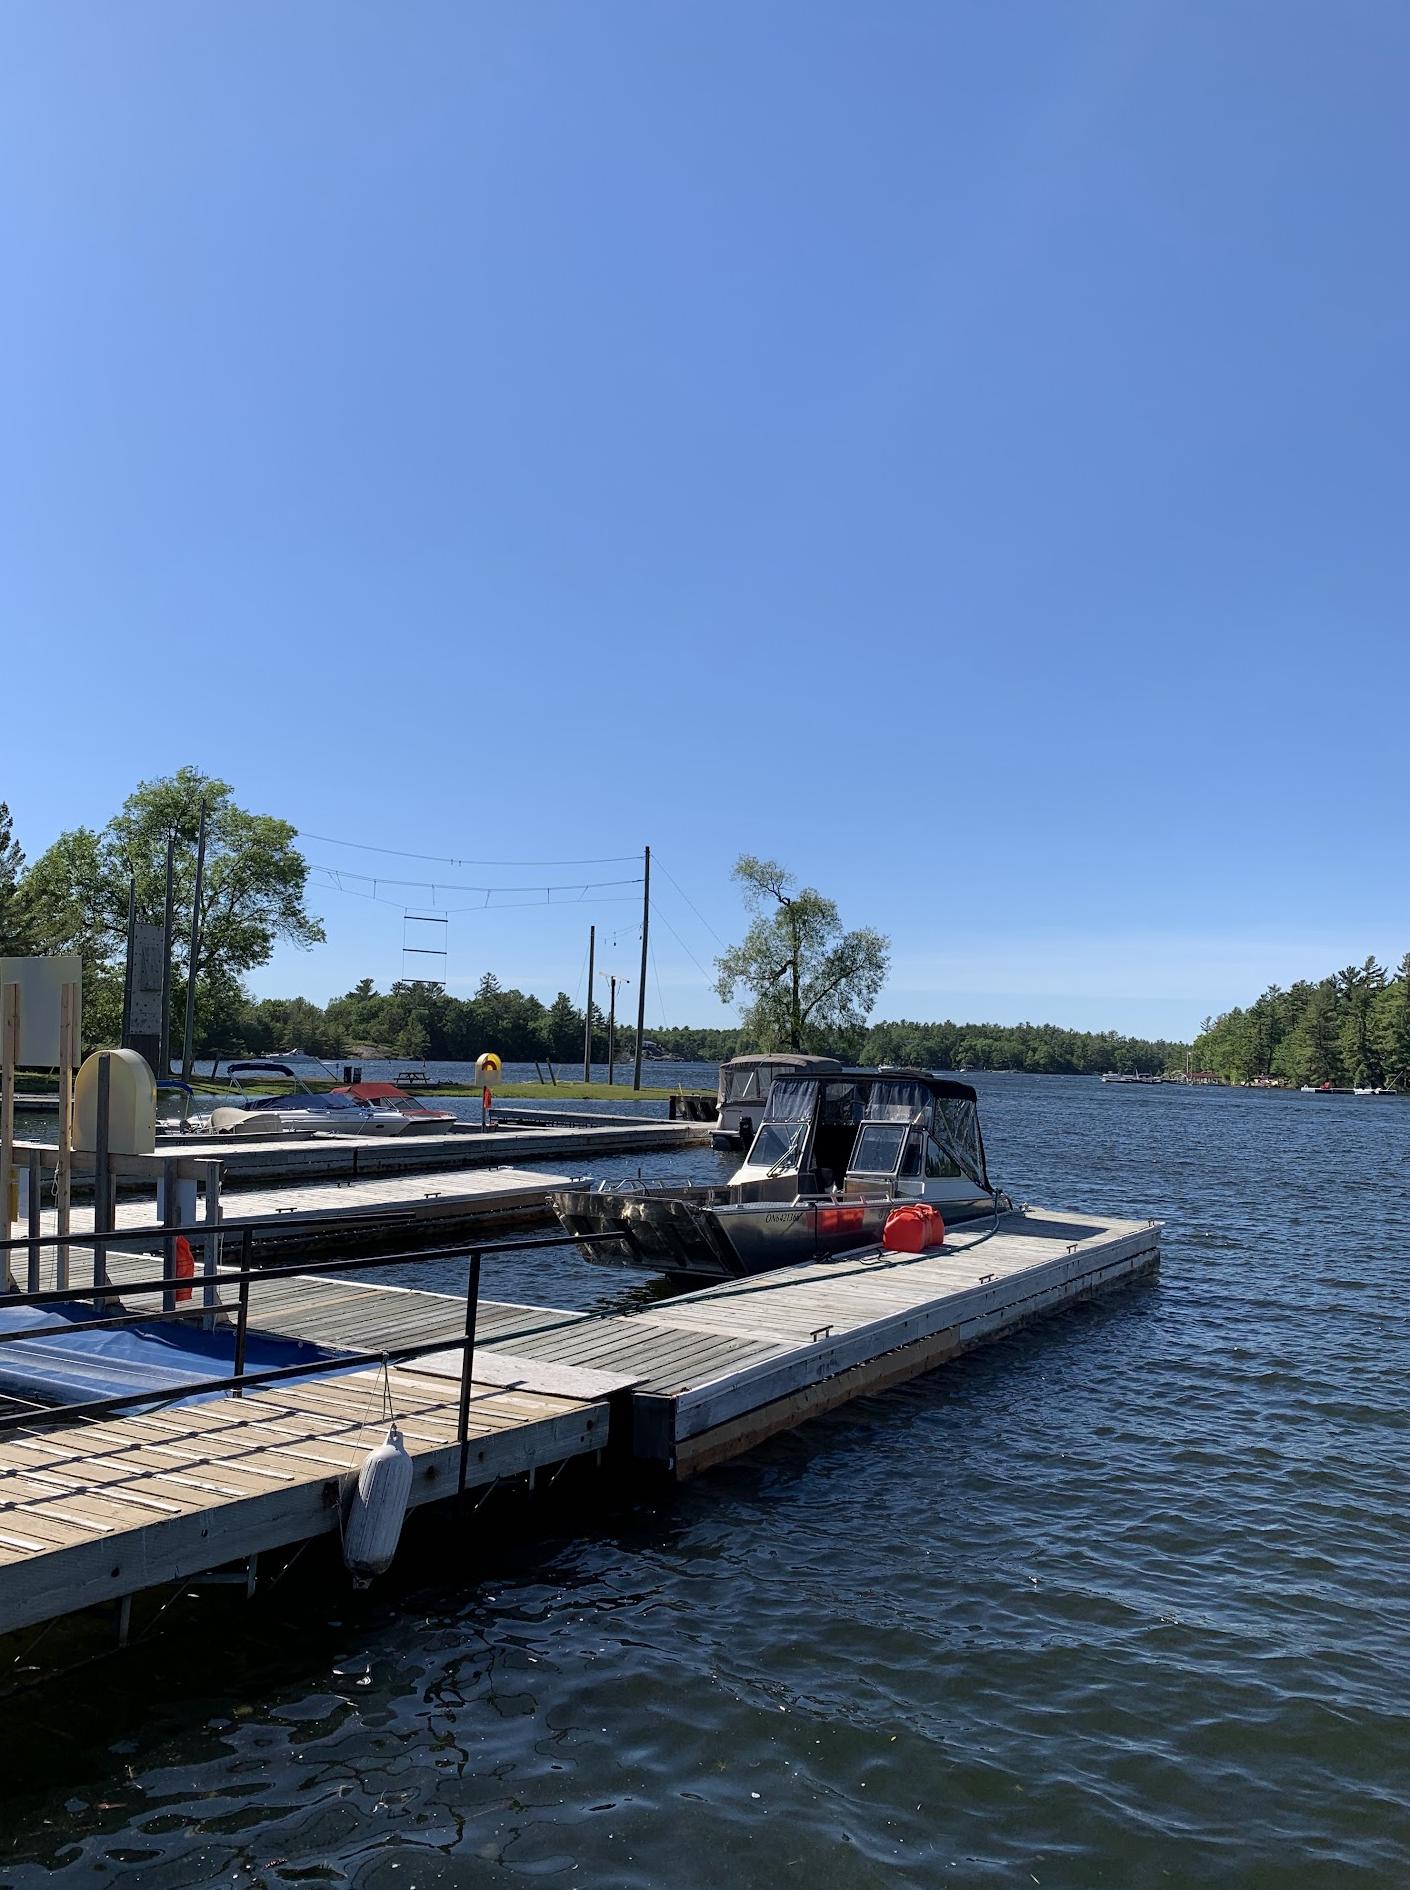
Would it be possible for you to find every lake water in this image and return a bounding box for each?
[1,1074,1407,1887]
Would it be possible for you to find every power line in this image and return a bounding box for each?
[311,872,641,915]
[648,895,716,985]
[308,864,641,896]
[655,855,728,948]
[297,829,639,868]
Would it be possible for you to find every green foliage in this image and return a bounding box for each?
[0,801,31,954]
[859,1018,1185,1076]
[1192,954,1410,1087]
[714,855,890,1052]
[19,767,324,1056]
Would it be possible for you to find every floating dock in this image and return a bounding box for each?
[52,1119,704,1189]
[0,1206,1159,1644]
[0,1363,610,1639]
[28,1166,574,1260]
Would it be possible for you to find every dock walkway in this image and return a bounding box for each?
[0,1205,1158,1643]
[0,1362,608,1638]
[26,1166,573,1264]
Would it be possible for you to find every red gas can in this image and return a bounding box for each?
[882,1204,946,1253]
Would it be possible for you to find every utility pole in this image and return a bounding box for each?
[158,832,176,1078]
[179,801,209,1114]
[120,877,136,1048]
[582,924,595,1082]
[632,843,650,1091]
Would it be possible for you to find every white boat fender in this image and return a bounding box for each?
[341,1422,413,1585]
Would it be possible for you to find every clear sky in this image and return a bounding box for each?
[4,2,1408,1042]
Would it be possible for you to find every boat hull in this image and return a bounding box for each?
[550,1184,1005,1280]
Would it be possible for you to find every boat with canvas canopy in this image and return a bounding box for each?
[551,1067,1011,1280]
[709,1052,841,1150]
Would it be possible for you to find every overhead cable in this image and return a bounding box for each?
[297,829,640,868]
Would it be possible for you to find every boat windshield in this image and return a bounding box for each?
[722,1066,771,1103]
[848,1122,907,1175]
[745,1118,808,1172]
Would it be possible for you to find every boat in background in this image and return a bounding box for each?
[209,1062,413,1137]
[709,1052,841,1151]
[552,1067,1011,1281]
[333,1080,459,1130]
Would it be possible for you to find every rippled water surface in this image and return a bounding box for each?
[2,1076,1408,1887]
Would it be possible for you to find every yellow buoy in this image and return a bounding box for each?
[475,1052,503,1087]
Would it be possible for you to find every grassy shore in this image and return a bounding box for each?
[12,1073,712,1103]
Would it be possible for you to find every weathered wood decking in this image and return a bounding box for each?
[0,1364,608,1638]
[0,1205,1158,1643]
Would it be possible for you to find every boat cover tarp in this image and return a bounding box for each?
[0,1300,356,1411]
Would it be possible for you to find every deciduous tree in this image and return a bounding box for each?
[714,855,889,1052]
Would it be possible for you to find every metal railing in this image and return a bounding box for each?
[0,1218,625,1494]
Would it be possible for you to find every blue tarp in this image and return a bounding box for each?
[0,1300,355,1410]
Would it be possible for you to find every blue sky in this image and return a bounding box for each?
[4,2,1408,1041]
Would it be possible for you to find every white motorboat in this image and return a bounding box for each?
[209,1062,414,1137]
[709,1052,841,1150]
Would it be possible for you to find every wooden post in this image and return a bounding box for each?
[606,974,617,1086]
[632,844,650,1092]
[0,982,17,1292]
[178,801,208,1115]
[582,925,595,1083]
[56,981,75,1292]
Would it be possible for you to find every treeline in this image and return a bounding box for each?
[217,976,607,1064]
[859,1018,1186,1076]
[1191,954,1410,1088]
[202,978,1189,1076]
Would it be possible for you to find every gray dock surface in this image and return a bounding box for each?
[0,1204,1158,1640]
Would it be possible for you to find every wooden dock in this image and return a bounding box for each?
[105,1118,703,1188]
[0,1363,610,1638]
[0,1204,1158,1644]
[27,1165,574,1264]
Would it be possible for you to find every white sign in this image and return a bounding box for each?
[0,955,83,1067]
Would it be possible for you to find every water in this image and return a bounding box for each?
[2,1075,1408,1887]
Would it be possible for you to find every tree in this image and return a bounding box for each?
[0,802,30,954]
[714,855,889,1052]
[1375,954,1410,1091]
[22,768,324,1054]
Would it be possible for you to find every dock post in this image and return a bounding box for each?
[232,1227,253,1395]
[93,1051,112,1300]
[26,1147,41,1294]
[456,1250,483,1495]
[199,1158,222,1329]
[160,1165,183,1314]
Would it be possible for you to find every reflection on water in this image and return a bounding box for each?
[1,1076,1409,1888]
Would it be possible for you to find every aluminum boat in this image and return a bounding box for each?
[551,1067,1011,1280]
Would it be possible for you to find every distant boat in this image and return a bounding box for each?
[334,1080,458,1130]
[209,1062,413,1137]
